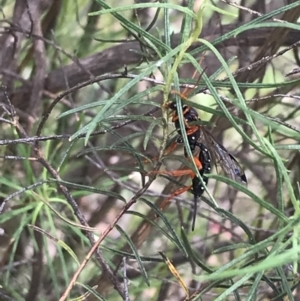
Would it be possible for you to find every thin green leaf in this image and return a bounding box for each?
[213,243,251,254]
[276,266,294,301]
[246,271,264,301]
[125,210,180,248]
[52,179,126,202]
[140,198,187,256]
[115,224,150,286]
[91,3,197,20]
[75,283,107,301]
[216,208,256,245]
[207,174,288,221]
[143,119,161,150]
[180,227,213,273]
[214,274,252,301]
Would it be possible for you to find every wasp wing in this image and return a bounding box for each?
[195,128,247,184]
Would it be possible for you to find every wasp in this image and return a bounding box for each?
[148,63,246,230]
[148,103,211,230]
[150,100,247,230]
[168,101,247,184]
[149,139,211,231]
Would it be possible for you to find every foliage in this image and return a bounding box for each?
[1,0,300,300]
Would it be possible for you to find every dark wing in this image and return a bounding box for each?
[196,128,247,184]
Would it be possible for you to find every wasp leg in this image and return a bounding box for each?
[148,155,202,177]
[159,185,192,211]
[148,168,195,178]
[169,89,189,101]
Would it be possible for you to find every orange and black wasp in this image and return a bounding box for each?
[162,102,212,231]
[149,100,247,231]
[164,100,247,230]
[149,66,246,230]
[149,100,212,231]
[168,101,247,183]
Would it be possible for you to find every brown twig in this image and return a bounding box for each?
[59,177,155,301]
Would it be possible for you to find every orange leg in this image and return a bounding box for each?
[171,107,190,122]
[148,168,195,178]
[159,185,192,211]
[149,156,203,211]
[163,141,178,156]
[172,116,199,134]
[170,90,189,101]
[148,155,202,178]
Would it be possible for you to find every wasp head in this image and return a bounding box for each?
[166,102,199,122]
